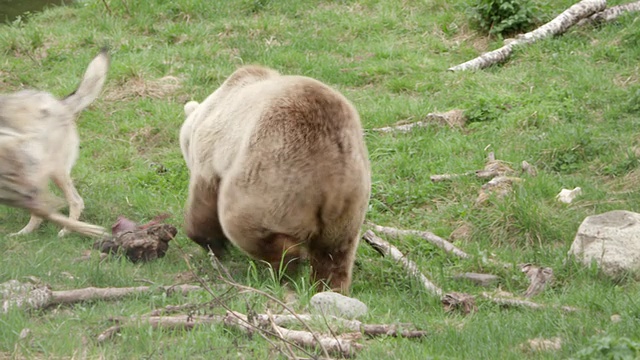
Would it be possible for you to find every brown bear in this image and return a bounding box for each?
[179,65,371,294]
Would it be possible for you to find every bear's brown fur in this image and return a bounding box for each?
[180,65,370,293]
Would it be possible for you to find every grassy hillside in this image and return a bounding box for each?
[1,0,640,358]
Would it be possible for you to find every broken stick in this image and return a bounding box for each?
[448,0,606,71]
[366,222,470,259]
[481,292,578,312]
[1,280,202,312]
[362,230,443,296]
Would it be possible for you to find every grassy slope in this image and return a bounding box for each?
[1,0,640,358]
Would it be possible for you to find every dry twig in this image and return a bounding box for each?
[481,292,578,312]
[521,264,554,298]
[2,280,201,312]
[372,110,467,132]
[362,230,443,296]
[430,152,518,182]
[366,222,470,259]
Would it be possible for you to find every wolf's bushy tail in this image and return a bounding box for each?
[63,49,110,114]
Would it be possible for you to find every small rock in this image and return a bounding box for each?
[310,292,368,319]
[611,314,622,323]
[521,337,562,352]
[556,187,582,204]
[19,328,31,340]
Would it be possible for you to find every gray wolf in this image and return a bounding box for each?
[0,49,110,238]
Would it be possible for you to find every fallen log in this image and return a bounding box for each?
[1,280,202,312]
[448,0,607,71]
[578,1,640,25]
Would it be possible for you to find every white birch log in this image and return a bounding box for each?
[448,0,607,72]
[578,1,640,25]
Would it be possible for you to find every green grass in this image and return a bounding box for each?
[2,0,640,358]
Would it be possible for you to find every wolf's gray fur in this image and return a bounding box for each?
[0,49,110,237]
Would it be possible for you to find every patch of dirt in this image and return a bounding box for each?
[104,75,182,101]
[447,23,491,53]
[450,222,473,242]
[613,73,639,88]
[607,168,640,193]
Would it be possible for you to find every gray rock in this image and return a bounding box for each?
[568,210,640,277]
[309,292,368,319]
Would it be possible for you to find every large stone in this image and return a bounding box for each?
[568,210,640,277]
[310,292,368,319]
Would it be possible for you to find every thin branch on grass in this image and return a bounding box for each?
[372,110,466,133]
[207,254,332,357]
[578,1,640,25]
[121,0,131,15]
[256,313,427,338]
[181,252,327,359]
[98,313,362,357]
[51,284,201,305]
[366,222,470,259]
[481,292,578,312]
[430,152,518,182]
[266,309,299,360]
[429,171,476,182]
[372,121,430,133]
[1,280,202,312]
[520,264,554,298]
[226,311,362,358]
[362,230,443,297]
[448,0,606,71]
[101,0,112,15]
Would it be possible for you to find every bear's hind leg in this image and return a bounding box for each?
[185,178,229,257]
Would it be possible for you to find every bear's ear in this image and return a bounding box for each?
[184,101,199,117]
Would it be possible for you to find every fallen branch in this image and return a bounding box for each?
[1,280,202,312]
[475,176,525,205]
[51,284,201,304]
[361,232,579,313]
[372,121,429,133]
[183,252,331,359]
[441,292,478,314]
[578,0,640,25]
[520,264,554,298]
[431,152,536,183]
[448,0,606,71]
[429,172,475,182]
[98,313,390,357]
[225,311,363,358]
[253,313,427,338]
[372,110,467,133]
[362,230,443,296]
[366,222,470,259]
[481,292,578,312]
[97,312,427,349]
